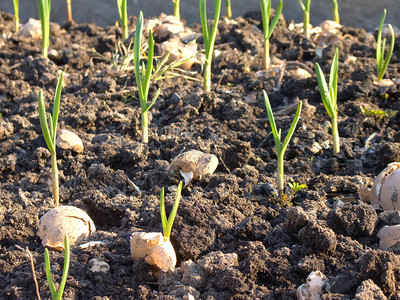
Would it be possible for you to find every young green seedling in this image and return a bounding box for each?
[172,0,180,21]
[260,0,282,70]
[200,0,222,92]
[376,9,395,82]
[225,0,232,19]
[67,0,72,23]
[332,0,339,24]
[298,0,311,38]
[117,0,128,41]
[38,0,51,58]
[160,182,182,238]
[12,0,19,33]
[263,90,302,193]
[44,235,70,300]
[134,11,161,143]
[38,71,63,207]
[315,48,340,154]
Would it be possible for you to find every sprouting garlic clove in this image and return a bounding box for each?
[130,232,177,272]
[360,162,400,210]
[168,150,218,184]
[130,232,163,260]
[56,129,84,153]
[146,237,177,272]
[37,206,96,251]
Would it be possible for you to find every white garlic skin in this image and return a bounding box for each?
[130,232,177,272]
[37,206,96,251]
[379,168,400,210]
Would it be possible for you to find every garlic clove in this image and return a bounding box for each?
[360,162,400,210]
[130,232,177,272]
[379,168,400,210]
[37,206,95,251]
[130,232,163,260]
[168,150,218,183]
[377,225,400,250]
[146,237,177,272]
[56,129,84,153]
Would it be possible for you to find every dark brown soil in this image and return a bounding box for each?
[1,9,400,300]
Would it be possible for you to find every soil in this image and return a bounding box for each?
[1,9,400,300]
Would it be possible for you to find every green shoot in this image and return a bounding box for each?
[271,182,307,207]
[172,0,180,21]
[332,0,339,24]
[376,9,395,82]
[44,235,70,300]
[360,106,397,121]
[38,71,63,207]
[67,0,72,23]
[298,0,311,38]
[160,182,182,238]
[260,0,282,70]
[12,0,19,33]
[288,182,307,194]
[225,0,232,19]
[117,0,129,41]
[263,90,302,192]
[38,0,51,58]
[134,11,161,143]
[200,0,222,92]
[315,48,340,154]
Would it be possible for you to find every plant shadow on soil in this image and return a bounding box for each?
[1,10,400,300]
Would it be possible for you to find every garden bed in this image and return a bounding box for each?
[1,9,400,299]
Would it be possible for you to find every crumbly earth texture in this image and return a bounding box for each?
[1,10,400,300]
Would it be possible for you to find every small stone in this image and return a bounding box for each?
[88,258,110,273]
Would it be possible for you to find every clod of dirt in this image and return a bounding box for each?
[297,270,327,300]
[328,202,377,237]
[181,259,205,288]
[56,129,84,153]
[130,232,177,272]
[360,162,400,210]
[168,150,218,186]
[354,279,387,300]
[298,221,337,253]
[37,206,96,251]
[377,225,400,250]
